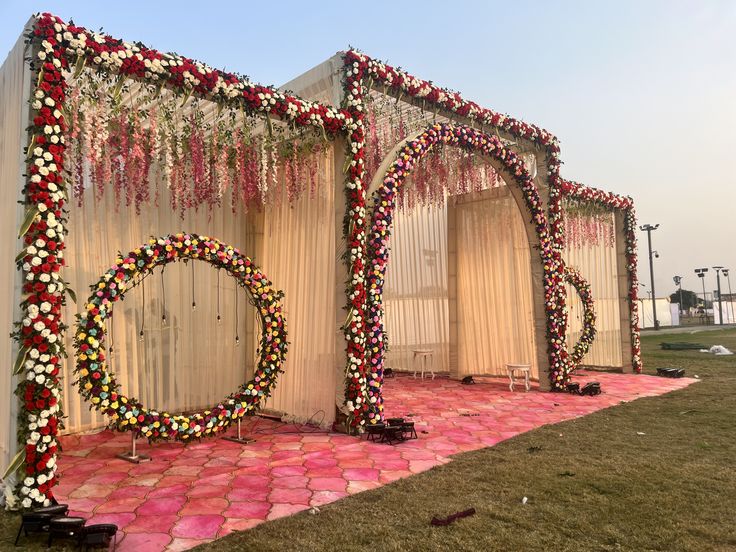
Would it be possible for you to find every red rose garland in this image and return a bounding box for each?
[74,233,287,443]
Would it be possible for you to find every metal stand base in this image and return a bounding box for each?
[223,418,254,445]
[116,431,151,463]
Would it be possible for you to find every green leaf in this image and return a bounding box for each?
[25,135,36,159]
[15,249,27,264]
[13,345,29,376]
[179,86,192,108]
[72,55,86,79]
[18,207,39,239]
[66,286,77,304]
[2,449,25,480]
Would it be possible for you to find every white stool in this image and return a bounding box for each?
[413,349,435,380]
[506,363,531,392]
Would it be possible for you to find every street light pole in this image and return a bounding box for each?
[695,268,709,325]
[724,269,734,324]
[713,266,724,325]
[640,224,660,329]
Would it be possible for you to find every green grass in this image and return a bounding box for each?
[2,329,735,551]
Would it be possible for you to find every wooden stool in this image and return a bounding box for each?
[413,349,435,379]
[506,363,531,392]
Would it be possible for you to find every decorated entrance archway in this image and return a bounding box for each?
[361,123,596,422]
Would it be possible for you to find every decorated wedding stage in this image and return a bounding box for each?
[0,13,659,552]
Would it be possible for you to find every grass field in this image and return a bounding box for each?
[2,328,735,551]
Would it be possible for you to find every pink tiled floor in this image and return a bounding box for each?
[55,371,694,551]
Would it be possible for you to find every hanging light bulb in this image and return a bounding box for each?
[216,269,221,324]
[191,263,196,311]
[161,267,167,325]
[140,277,146,342]
[235,335,240,346]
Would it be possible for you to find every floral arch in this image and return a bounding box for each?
[74,233,287,443]
[361,122,592,422]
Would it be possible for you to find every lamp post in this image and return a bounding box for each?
[640,224,660,329]
[695,268,709,325]
[673,275,683,317]
[713,266,725,325]
[724,269,734,324]
[639,282,648,328]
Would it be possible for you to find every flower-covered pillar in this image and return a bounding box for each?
[614,208,638,372]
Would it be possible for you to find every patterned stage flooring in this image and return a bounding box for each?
[54,371,695,551]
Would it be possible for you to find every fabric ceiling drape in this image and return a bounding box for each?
[455,187,538,379]
[563,213,622,367]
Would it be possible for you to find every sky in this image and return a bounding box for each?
[1,0,734,299]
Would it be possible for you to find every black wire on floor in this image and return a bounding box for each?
[248,409,331,435]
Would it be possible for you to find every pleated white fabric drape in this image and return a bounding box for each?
[454,187,538,379]
[563,213,623,367]
[382,185,537,380]
[0,30,30,473]
[62,147,340,432]
[62,183,257,433]
[256,147,337,424]
[383,204,450,375]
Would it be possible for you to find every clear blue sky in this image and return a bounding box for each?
[1,0,734,298]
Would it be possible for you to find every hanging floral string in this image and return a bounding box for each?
[63,73,330,217]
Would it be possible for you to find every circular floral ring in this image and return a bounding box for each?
[564,265,596,366]
[73,232,288,442]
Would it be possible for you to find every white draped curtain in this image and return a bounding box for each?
[563,213,623,367]
[383,185,537,380]
[256,148,337,423]
[383,204,449,375]
[454,187,538,379]
[0,28,30,473]
[63,184,257,433]
[61,148,338,433]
